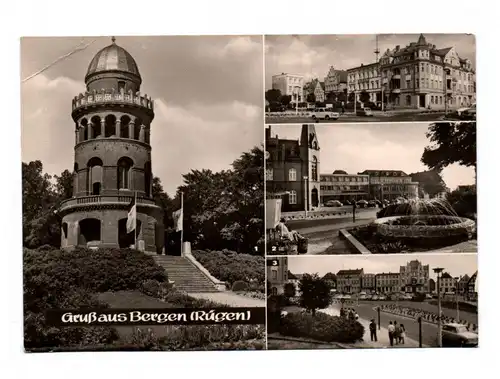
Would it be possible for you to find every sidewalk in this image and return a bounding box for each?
[320,306,423,349]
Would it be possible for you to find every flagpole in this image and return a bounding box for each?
[180,191,184,255]
[134,191,137,249]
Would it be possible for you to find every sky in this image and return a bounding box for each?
[287,254,477,281]
[21,36,264,197]
[267,123,475,190]
[265,34,476,88]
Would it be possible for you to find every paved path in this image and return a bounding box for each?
[188,291,265,307]
[429,240,478,253]
[320,305,424,349]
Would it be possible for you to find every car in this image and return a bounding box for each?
[442,323,478,347]
[356,200,368,208]
[325,200,343,207]
[311,108,340,120]
[371,295,379,301]
[356,107,373,117]
[367,200,377,208]
[461,105,476,120]
[343,294,352,300]
[425,294,433,299]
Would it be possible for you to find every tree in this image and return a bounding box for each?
[326,92,337,104]
[360,90,370,104]
[284,282,296,298]
[299,273,332,316]
[265,89,282,104]
[422,122,476,172]
[54,169,73,201]
[410,170,447,198]
[306,92,316,103]
[446,186,477,219]
[281,95,291,107]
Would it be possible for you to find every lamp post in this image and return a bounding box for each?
[303,176,309,218]
[455,276,460,322]
[433,267,444,347]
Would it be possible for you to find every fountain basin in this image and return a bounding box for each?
[373,215,476,239]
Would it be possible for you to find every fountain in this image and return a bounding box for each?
[373,198,476,242]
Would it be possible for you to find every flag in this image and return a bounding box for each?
[126,195,137,233]
[173,207,183,232]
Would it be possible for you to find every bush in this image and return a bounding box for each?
[279,311,364,343]
[140,279,161,297]
[192,250,264,289]
[160,290,225,308]
[232,280,249,292]
[267,294,286,334]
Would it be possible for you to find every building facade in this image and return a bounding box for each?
[272,73,304,105]
[267,257,288,295]
[336,269,364,294]
[361,273,376,292]
[324,66,348,94]
[57,38,164,253]
[379,34,475,109]
[320,171,370,203]
[359,170,419,200]
[376,273,401,294]
[399,260,430,293]
[266,125,321,212]
[457,274,470,295]
[439,272,457,293]
[467,271,478,301]
[314,81,326,103]
[347,63,381,103]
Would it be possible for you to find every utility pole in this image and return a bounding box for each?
[433,267,444,347]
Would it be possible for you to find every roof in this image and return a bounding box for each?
[86,38,141,80]
[376,272,400,277]
[441,272,453,279]
[288,271,297,280]
[358,170,408,177]
[337,269,363,276]
[346,62,378,72]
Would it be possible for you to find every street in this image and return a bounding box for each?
[265,111,446,124]
[329,300,478,347]
[288,208,377,254]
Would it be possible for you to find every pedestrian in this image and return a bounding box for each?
[399,324,406,344]
[340,307,345,319]
[369,319,377,342]
[394,322,401,345]
[388,321,395,346]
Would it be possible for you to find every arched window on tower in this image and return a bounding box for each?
[87,157,103,195]
[117,157,134,190]
[81,118,88,141]
[105,114,116,138]
[90,116,101,139]
[312,156,318,181]
[120,115,130,139]
[144,161,152,197]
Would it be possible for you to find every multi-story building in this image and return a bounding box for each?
[267,257,288,295]
[467,271,478,301]
[376,272,401,294]
[439,272,457,293]
[324,66,348,94]
[347,63,381,103]
[399,260,430,293]
[457,274,470,295]
[272,73,305,105]
[379,34,475,109]
[359,169,419,201]
[320,170,370,203]
[266,125,321,212]
[313,81,326,103]
[361,273,376,292]
[336,269,363,294]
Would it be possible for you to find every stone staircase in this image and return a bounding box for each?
[151,255,220,293]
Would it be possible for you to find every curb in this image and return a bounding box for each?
[339,229,372,254]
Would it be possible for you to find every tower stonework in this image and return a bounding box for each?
[300,124,321,210]
[58,38,164,253]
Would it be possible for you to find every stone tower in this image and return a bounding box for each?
[300,124,320,210]
[58,37,164,253]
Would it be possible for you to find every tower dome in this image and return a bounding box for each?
[84,37,142,92]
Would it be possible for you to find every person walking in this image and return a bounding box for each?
[388,321,395,346]
[369,319,377,342]
[394,322,401,345]
[399,324,406,344]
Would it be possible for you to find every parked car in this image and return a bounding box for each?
[356,107,373,117]
[311,108,340,120]
[325,200,343,207]
[461,104,476,120]
[442,323,478,347]
[367,200,377,208]
[356,200,368,208]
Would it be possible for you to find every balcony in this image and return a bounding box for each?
[72,91,154,115]
[58,195,157,213]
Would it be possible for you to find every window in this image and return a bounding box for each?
[87,157,103,195]
[271,270,277,280]
[117,157,134,190]
[266,168,273,181]
[311,157,318,181]
[118,81,126,92]
[288,168,297,181]
[289,190,297,205]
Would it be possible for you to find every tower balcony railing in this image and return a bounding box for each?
[72,90,154,112]
[58,194,156,212]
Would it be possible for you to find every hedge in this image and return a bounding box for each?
[192,250,264,290]
[279,311,364,343]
